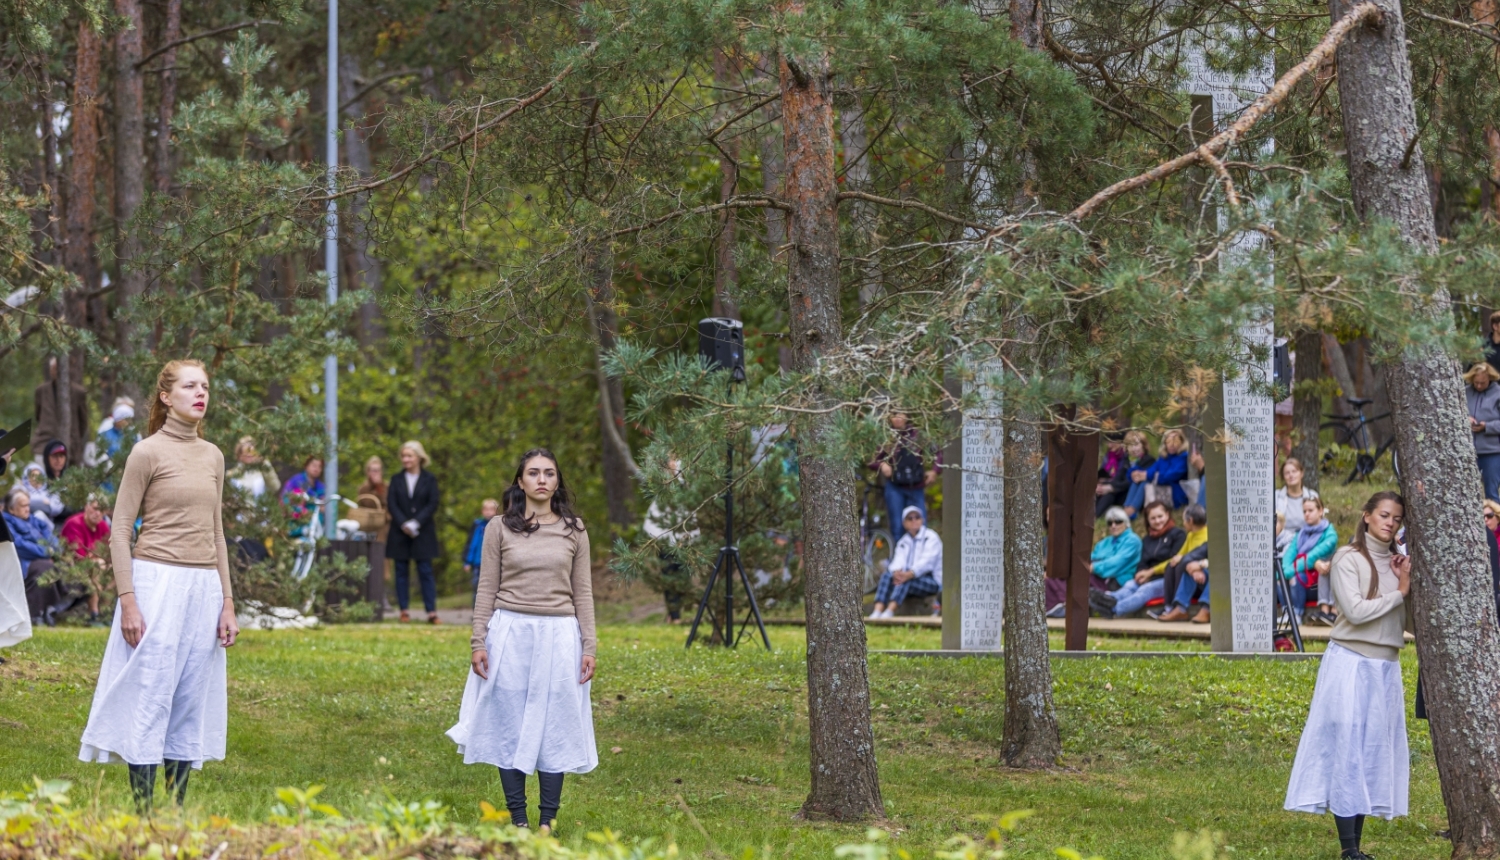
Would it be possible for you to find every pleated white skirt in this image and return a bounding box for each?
[0,542,31,649]
[1285,642,1409,819]
[78,560,227,768]
[446,610,597,774]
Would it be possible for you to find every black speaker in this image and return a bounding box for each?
[698,317,746,381]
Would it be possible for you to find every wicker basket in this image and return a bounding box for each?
[348,493,390,534]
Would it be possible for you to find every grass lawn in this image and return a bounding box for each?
[1,621,1449,859]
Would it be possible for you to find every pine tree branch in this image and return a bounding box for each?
[835,191,990,231]
[1415,10,1500,45]
[1064,2,1383,223]
[137,20,277,68]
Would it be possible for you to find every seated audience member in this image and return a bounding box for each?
[1487,500,1500,545]
[1149,504,1208,618]
[1141,429,1191,511]
[1274,457,1319,545]
[1279,495,1338,624]
[1120,431,1156,519]
[15,461,65,528]
[870,506,942,619]
[1088,506,1142,592]
[1091,501,1186,618]
[60,495,111,626]
[3,490,57,577]
[1157,558,1211,624]
[282,456,327,537]
[1095,433,1129,518]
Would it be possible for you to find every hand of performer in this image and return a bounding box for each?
[471,648,489,680]
[1393,552,1411,597]
[219,599,239,648]
[120,594,146,647]
[579,655,595,684]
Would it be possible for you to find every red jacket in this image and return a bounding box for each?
[60,513,109,558]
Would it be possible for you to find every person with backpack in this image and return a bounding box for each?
[868,413,940,537]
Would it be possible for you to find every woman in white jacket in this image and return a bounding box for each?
[869,506,942,619]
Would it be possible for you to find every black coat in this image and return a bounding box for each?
[1138,526,1187,572]
[386,469,440,560]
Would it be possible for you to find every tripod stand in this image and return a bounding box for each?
[685,437,771,650]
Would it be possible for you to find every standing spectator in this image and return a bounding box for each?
[1095,432,1130,518]
[1088,506,1142,591]
[1486,311,1500,372]
[387,441,440,624]
[868,506,942,619]
[60,495,111,626]
[17,461,65,528]
[1274,457,1321,544]
[1120,430,1156,518]
[281,456,326,537]
[31,356,89,464]
[1140,429,1191,510]
[228,437,281,500]
[465,499,500,592]
[1284,496,1340,625]
[1091,501,1185,618]
[1466,362,1500,502]
[98,405,137,463]
[355,456,389,540]
[868,412,940,535]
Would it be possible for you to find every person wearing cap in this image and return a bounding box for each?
[97,403,138,464]
[1467,362,1500,502]
[868,506,942,619]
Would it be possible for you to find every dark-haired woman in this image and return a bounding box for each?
[447,449,596,834]
[1285,491,1411,860]
[79,360,237,812]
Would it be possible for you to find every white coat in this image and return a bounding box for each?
[891,526,943,585]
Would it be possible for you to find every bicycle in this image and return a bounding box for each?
[1319,397,1400,484]
[289,494,358,581]
[859,478,894,596]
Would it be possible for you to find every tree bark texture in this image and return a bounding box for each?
[1046,409,1097,652]
[153,0,182,195]
[65,22,102,318]
[585,245,637,526]
[713,50,742,320]
[779,25,885,821]
[1291,329,1323,491]
[1331,1,1500,853]
[997,0,1059,770]
[114,0,147,364]
[755,54,787,250]
[340,53,386,346]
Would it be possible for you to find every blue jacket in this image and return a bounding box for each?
[1281,522,1339,581]
[4,511,56,575]
[1145,450,1190,508]
[1091,529,1143,587]
[464,517,491,567]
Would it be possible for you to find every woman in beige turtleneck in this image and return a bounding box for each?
[79,360,237,813]
[1285,491,1411,860]
[446,448,596,834]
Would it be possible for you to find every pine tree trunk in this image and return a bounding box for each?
[1331,2,1500,853]
[585,245,637,526]
[838,101,883,308]
[713,50,741,321]
[998,0,1059,770]
[65,21,102,396]
[1291,329,1323,491]
[340,54,385,346]
[114,0,147,366]
[153,0,181,195]
[755,55,787,251]
[1321,332,1358,417]
[779,20,884,821]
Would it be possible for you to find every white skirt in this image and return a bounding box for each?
[1285,642,1409,819]
[0,542,31,649]
[78,560,227,768]
[446,610,597,774]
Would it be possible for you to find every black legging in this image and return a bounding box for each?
[127,760,193,813]
[498,768,563,828]
[1335,814,1366,856]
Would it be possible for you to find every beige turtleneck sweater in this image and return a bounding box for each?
[1329,538,1410,661]
[471,516,594,656]
[109,413,232,599]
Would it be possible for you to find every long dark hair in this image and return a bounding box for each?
[501,448,584,534]
[1347,490,1405,599]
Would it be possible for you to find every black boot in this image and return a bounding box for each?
[128,764,157,815]
[163,759,192,806]
[497,768,529,827]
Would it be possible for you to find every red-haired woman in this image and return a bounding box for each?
[79,360,237,812]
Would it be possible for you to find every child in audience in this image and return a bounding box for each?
[1284,496,1339,625]
[464,498,500,593]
